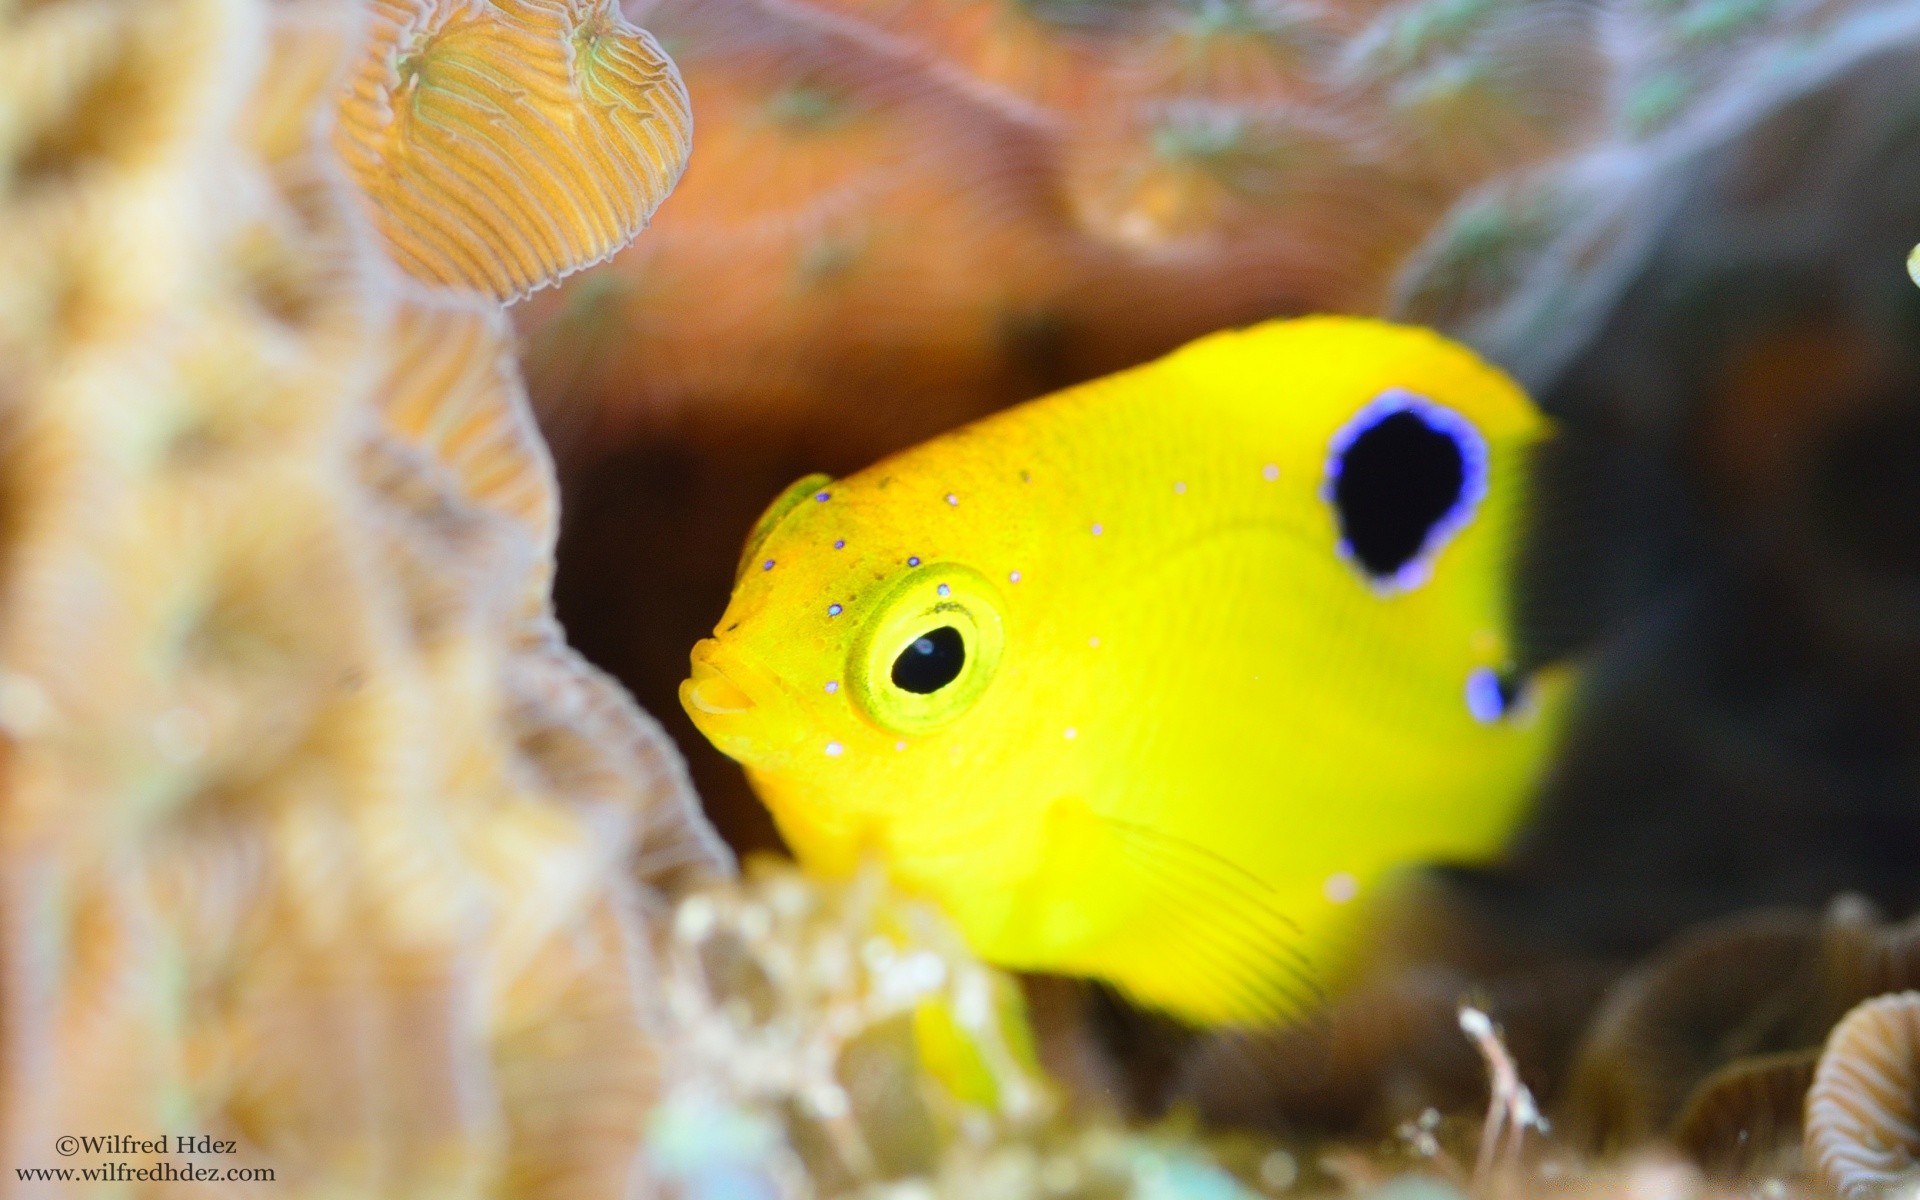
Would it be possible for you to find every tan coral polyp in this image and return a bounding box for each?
[1807,991,1920,1199]
[336,0,693,300]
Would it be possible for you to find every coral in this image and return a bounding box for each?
[516,0,1077,459]
[1562,909,1833,1150]
[0,0,723,1190]
[1669,1050,1818,1180]
[521,0,1920,451]
[335,0,692,299]
[1806,992,1920,1200]
[12,0,1920,1192]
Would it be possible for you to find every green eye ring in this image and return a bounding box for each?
[850,563,1006,735]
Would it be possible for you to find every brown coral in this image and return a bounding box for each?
[1562,910,1831,1151]
[335,0,692,299]
[1669,1049,1818,1179]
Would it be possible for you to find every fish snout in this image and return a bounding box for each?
[684,641,757,715]
[680,638,805,762]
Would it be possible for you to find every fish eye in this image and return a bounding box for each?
[1326,391,1489,590]
[892,626,966,693]
[851,564,1005,735]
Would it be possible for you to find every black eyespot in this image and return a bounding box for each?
[1331,404,1476,584]
[892,626,966,694]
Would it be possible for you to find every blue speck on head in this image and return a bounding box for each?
[762,559,775,571]
[1091,523,1104,536]
[1465,667,1513,724]
[825,680,840,694]
[936,583,951,597]
[814,491,831,502]
[833,539,845,550]
[827,603,843,617]
[907,556,921,567]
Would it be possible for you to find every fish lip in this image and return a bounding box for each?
[681,639,807,758]
[684,648,757,715]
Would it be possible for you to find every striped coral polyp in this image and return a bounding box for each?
[336,0,694,300]
[1807,991,1920,1199]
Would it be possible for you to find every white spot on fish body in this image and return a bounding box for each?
[1009,570,1021,582]
[945,493,959,506]
[1063,727,1078,740]
[1324,872,1358,903]
[937,583,950,597]
[1091,523,1104,536]
[827,604,842,616]
[894,741,907,751]
[1263,464,1280,481]
[825,681,839,693]
[824,741,845,757]
[1174,481,1187,494]
[1088,636,1100,648]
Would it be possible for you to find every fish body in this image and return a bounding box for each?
[682,317,1568,1025]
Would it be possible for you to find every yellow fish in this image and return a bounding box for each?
[681,317,1569,1026]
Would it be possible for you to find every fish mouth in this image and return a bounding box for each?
[684,648,757,715]
[680,639,804,761]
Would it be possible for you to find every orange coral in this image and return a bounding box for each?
[518,0,1079,459]
[0,0,723,1189]
[335,0,692,299]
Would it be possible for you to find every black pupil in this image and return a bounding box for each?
[1333,408,1468,581]
[892,626,966,694]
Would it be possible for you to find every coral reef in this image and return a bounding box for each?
[15,0,1920,1195]
[0,0,720,1189]
[522,0,1920,448]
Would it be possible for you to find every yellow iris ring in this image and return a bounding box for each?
[851,563,1007,735]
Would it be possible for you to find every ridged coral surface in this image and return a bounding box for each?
[1806,992,1920,1199]
[0,0,722,1190]
[336,0,692,299]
